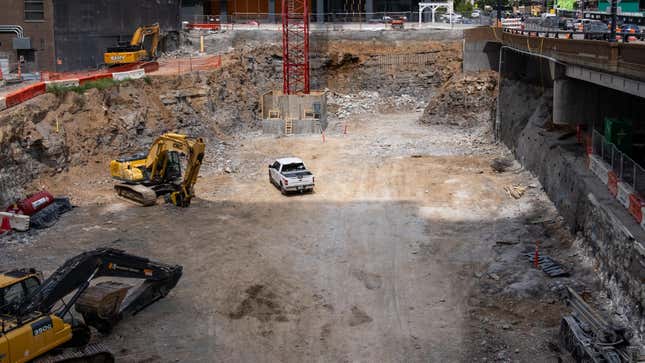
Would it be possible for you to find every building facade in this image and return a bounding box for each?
[0,0,180,73]
[183,0,423,21]
[0,0,55,72]
[52,0,180,72]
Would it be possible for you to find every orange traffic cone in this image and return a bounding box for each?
[0,216,11,234]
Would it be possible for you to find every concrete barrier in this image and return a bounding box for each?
[0,212,30,231]
[5,82,46,108]
[112,69,145,81]
[501,18,522,29]
[78,73,112,85]
[617,182,634,209]
[45,79,80,91]
[628,194,643,224]
[589,155,610,184]
[607,170,618,197]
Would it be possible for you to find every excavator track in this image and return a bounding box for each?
[33,343,114,363]
[114,183,157,206]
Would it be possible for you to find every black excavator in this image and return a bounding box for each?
[559,287,642,363]
[0,248,182,362]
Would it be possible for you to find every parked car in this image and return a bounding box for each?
[562,18,576,30]
[443,13,463,23]
[583,20,609,40]
[471,10,481,18]
[269,157,315,194]
[622,23,642,39]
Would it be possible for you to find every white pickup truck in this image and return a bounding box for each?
[268,157,315,194]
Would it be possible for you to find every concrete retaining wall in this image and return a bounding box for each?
[463,39,500,72]
[262,119,323,135]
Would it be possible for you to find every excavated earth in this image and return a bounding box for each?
[0,32,612,362]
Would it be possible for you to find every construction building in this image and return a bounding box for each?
[0,0,55,73]
[186,0,423,21]
[0,0,180,72]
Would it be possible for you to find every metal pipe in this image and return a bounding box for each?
[0,25,25,38]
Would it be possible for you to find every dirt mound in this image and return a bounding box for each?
[420,71,497,127]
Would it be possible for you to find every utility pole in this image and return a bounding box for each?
[609,0,617,42]
[497,0,503,25]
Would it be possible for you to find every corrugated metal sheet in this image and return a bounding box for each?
[53,0,180,72]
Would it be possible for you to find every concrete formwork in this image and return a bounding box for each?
[261,90,327,135]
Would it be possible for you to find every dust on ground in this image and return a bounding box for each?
[1,109,582,362]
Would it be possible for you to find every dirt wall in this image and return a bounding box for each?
[499,78,645,340]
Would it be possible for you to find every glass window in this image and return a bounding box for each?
[25,0,44,21]
[282,163,306,172]
[23,277,40,297]
[2,283,25,307]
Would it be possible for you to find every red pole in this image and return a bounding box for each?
[534,241,540,268]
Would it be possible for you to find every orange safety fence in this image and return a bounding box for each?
[41,62,153,81]
[5,82,46,108]
[185,23,221,30]
[154,55,222,76]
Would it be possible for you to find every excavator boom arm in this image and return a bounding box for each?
[17,248,182,318]
[129,23,160,58]
[144,133,205,206]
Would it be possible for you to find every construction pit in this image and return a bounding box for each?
[0,28,643,362]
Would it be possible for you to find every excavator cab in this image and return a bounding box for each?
[0,270,42,315]
[0,248,182,363]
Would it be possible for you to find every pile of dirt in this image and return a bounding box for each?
[420,71,498,127]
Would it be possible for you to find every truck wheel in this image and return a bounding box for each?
[280,182,287,195]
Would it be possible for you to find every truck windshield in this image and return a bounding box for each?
[282,163,306,173]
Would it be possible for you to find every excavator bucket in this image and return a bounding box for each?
[75,281,131,333]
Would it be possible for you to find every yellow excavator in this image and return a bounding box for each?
[103,23,160,66]
[0,248,182,363]
[110,133,206,207]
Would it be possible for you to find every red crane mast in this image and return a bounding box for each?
[281,0,310,95]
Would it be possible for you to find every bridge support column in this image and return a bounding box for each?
[553,78,599,125]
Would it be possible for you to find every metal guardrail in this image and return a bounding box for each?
[592,130,645,196]
[181,12,489,25]
[463,26,645,80]
[505,27,643,43]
